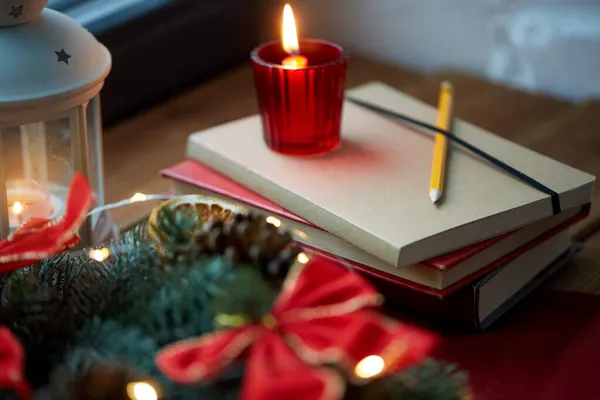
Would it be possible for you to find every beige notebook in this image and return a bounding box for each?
[187,82,595,267]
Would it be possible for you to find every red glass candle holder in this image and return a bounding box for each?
[251,39,348,156]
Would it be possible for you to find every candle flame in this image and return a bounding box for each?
[354,355,385,379]
[282,4,300,55]
[11,202,24,215]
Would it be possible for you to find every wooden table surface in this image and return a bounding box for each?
[103,55,600,293]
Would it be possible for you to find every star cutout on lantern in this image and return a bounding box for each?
[55,49,72,65]
[8,5,24,18]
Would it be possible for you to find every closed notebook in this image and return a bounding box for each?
[313,231,576,332]
[163,159,588,290]
[187,82,595,267]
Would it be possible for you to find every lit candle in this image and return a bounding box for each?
[281,4,308,68]
[250,4,348,155]
[6,185,64,229]
[10,201,24,226]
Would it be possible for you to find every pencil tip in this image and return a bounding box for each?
[429,189,442,204]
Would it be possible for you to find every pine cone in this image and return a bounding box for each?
[194,213,302,280]
[37,361,164,400]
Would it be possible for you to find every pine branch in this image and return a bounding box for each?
[36,359,161,400]
[386,359,469,400]
[51,319,242,400]
[343,359,468,400]
[0,392,18,400]
[0,201,471,400]
[111,260,221,346]
[61,319,160,376]
[0,261,77,386]
[211,266,278,328]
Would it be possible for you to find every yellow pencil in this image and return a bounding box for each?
[429,81,454,204]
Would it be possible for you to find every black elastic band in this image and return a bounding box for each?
[346,97,561,215]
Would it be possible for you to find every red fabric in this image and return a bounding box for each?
[0,173,94,273]
[436,289,600,400]
[156,256,437,400]
[0,327,31,400]
[243,331,345,400]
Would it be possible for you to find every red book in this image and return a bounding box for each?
[162,160,589,293]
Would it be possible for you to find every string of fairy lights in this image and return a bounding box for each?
[12,192,386,382]
[88,196,385,380]
[83,192,313,267]
[86,193,177,217]
[85,192,183,262]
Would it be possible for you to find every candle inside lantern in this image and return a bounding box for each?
[6,184,64,229]
[281,4,308,68]
[10,201,24,226]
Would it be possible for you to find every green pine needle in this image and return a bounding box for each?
[211,266,278,327]
[0,206,469,400]
[0,391,18,400]
[387,359,470,400]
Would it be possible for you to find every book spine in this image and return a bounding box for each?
[372,275,477,332]
[476,242,581,331]
[312,241,580,333]
[374,243,580,333]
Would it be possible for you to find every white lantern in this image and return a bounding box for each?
[0,0,111,244]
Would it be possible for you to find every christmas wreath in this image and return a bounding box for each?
[0,175,470,400]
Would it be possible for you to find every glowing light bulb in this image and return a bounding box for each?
[131,193,147,202]
[266,216,282,228]
[11,201,24,215]
[292,229,307,239]
[126,382,158,400]
[296,252,309,264]
[88,247,110,262]
[354,355,385,379]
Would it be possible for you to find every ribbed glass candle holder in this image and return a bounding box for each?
[251,39,348,156]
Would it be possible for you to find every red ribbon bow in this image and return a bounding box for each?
[0,327,32,400]
[156,256,437,400]
[0,173,94,273]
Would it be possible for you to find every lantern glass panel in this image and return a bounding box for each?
[1,116,72,233]
[86,95,105,212]
[0,97,105,239]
